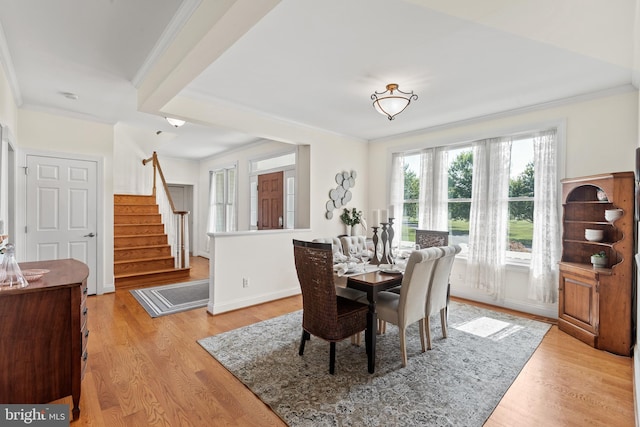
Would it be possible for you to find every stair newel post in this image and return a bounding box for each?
[177,211,189,269]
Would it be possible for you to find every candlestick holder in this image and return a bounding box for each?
[380,222,392,264]
[388,217,395,260]
[370,227,381,265]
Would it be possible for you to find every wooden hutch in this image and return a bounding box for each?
[558,172,635,356]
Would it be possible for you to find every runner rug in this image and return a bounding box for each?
[130,279,208,318]
[198,301,551,426]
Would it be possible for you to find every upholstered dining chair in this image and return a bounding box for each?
[424,244,461,349]
[339,235,368,257]
[312,237,344,256]
[372,247,443,367]
[292,239,369,374]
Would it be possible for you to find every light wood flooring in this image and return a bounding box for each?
[58,256,635,426]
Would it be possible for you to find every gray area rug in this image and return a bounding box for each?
[130,279,208,317]
[198,301,551,426]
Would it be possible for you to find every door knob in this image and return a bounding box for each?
[84,232,96,237]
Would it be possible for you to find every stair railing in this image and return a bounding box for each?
[142,152,190,269]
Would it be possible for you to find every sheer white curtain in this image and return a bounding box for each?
[466,137,512,301]
[528,130,560,303]
[419,148,448,231]
[389,153,405,248]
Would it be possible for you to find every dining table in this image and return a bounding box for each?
[344,268,403,373]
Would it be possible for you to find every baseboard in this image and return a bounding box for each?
[100,283,116,294]
[451,289,557,319]
[208,287,301,315]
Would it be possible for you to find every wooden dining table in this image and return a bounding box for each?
[345,270,403,373]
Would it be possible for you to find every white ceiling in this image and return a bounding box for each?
[0,0,637,159]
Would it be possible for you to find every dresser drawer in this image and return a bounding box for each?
[81,349,89,380]
[81,298,88,331]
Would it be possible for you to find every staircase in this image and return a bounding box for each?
[114,194,190,288]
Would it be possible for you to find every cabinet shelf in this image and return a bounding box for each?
[564,220,612,226]
[563,239,614,248]
[564,200,612,205]
[560,261,613,276]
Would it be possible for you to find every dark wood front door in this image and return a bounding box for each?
[258,171,284,230]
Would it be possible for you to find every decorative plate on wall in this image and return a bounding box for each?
[326,170,357,219]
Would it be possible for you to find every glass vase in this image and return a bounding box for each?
[0,243,27,289]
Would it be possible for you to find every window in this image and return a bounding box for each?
[396,132,541,262]
[208,166,236,232]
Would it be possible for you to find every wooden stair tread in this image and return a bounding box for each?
[114,267,190,279]
[114,244,170,251]
[115,233,166,238]
[114,256,174,264]
[114,193,188,290]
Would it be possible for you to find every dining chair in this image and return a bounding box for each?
[312,237,344,256]
[372,247,443,367]
[424,244,461,349]
[293,239,369,374]
[339,235,368,257]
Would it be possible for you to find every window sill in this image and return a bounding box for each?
[455,253,531,271]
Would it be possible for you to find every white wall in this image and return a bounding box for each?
[0,65,18,239]
[202,135,369,313]
[368,88,639,318]
[15,109,115,294]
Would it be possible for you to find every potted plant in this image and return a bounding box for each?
[340,208,362,236]
[590,251,608,268]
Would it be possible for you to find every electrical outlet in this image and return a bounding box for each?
[242,278,249,288]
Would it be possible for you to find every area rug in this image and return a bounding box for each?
[130,279,208,318]
[198,301,551,426]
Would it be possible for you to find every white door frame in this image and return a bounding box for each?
[17,148,105,295]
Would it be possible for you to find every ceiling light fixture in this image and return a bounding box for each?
[371,83,417,120]
[165,117,186,128]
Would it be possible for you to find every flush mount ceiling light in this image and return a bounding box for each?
[371,83,418,120]
[165,117,186,128]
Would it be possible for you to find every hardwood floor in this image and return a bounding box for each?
[59,256,635,426]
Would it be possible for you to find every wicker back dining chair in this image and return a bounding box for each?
[292,239,369,374]
[424,244,461,349]
[374,247,443,367]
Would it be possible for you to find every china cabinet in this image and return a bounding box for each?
[558,172,634,356]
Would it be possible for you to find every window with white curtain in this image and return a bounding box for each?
[393,128,559,302]
[208,166,236,233]
[395,131,549,262]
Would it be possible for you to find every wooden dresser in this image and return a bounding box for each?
[0,258,89,420]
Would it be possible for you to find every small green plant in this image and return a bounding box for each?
[340,208,362,226]
[592,251,607,258]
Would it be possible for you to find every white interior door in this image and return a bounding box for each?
[25,155,98,294]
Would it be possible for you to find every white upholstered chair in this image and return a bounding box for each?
[339,235,368,257]
[424,244,461,349]
[312,237,344,256]
[373,247,443,367]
